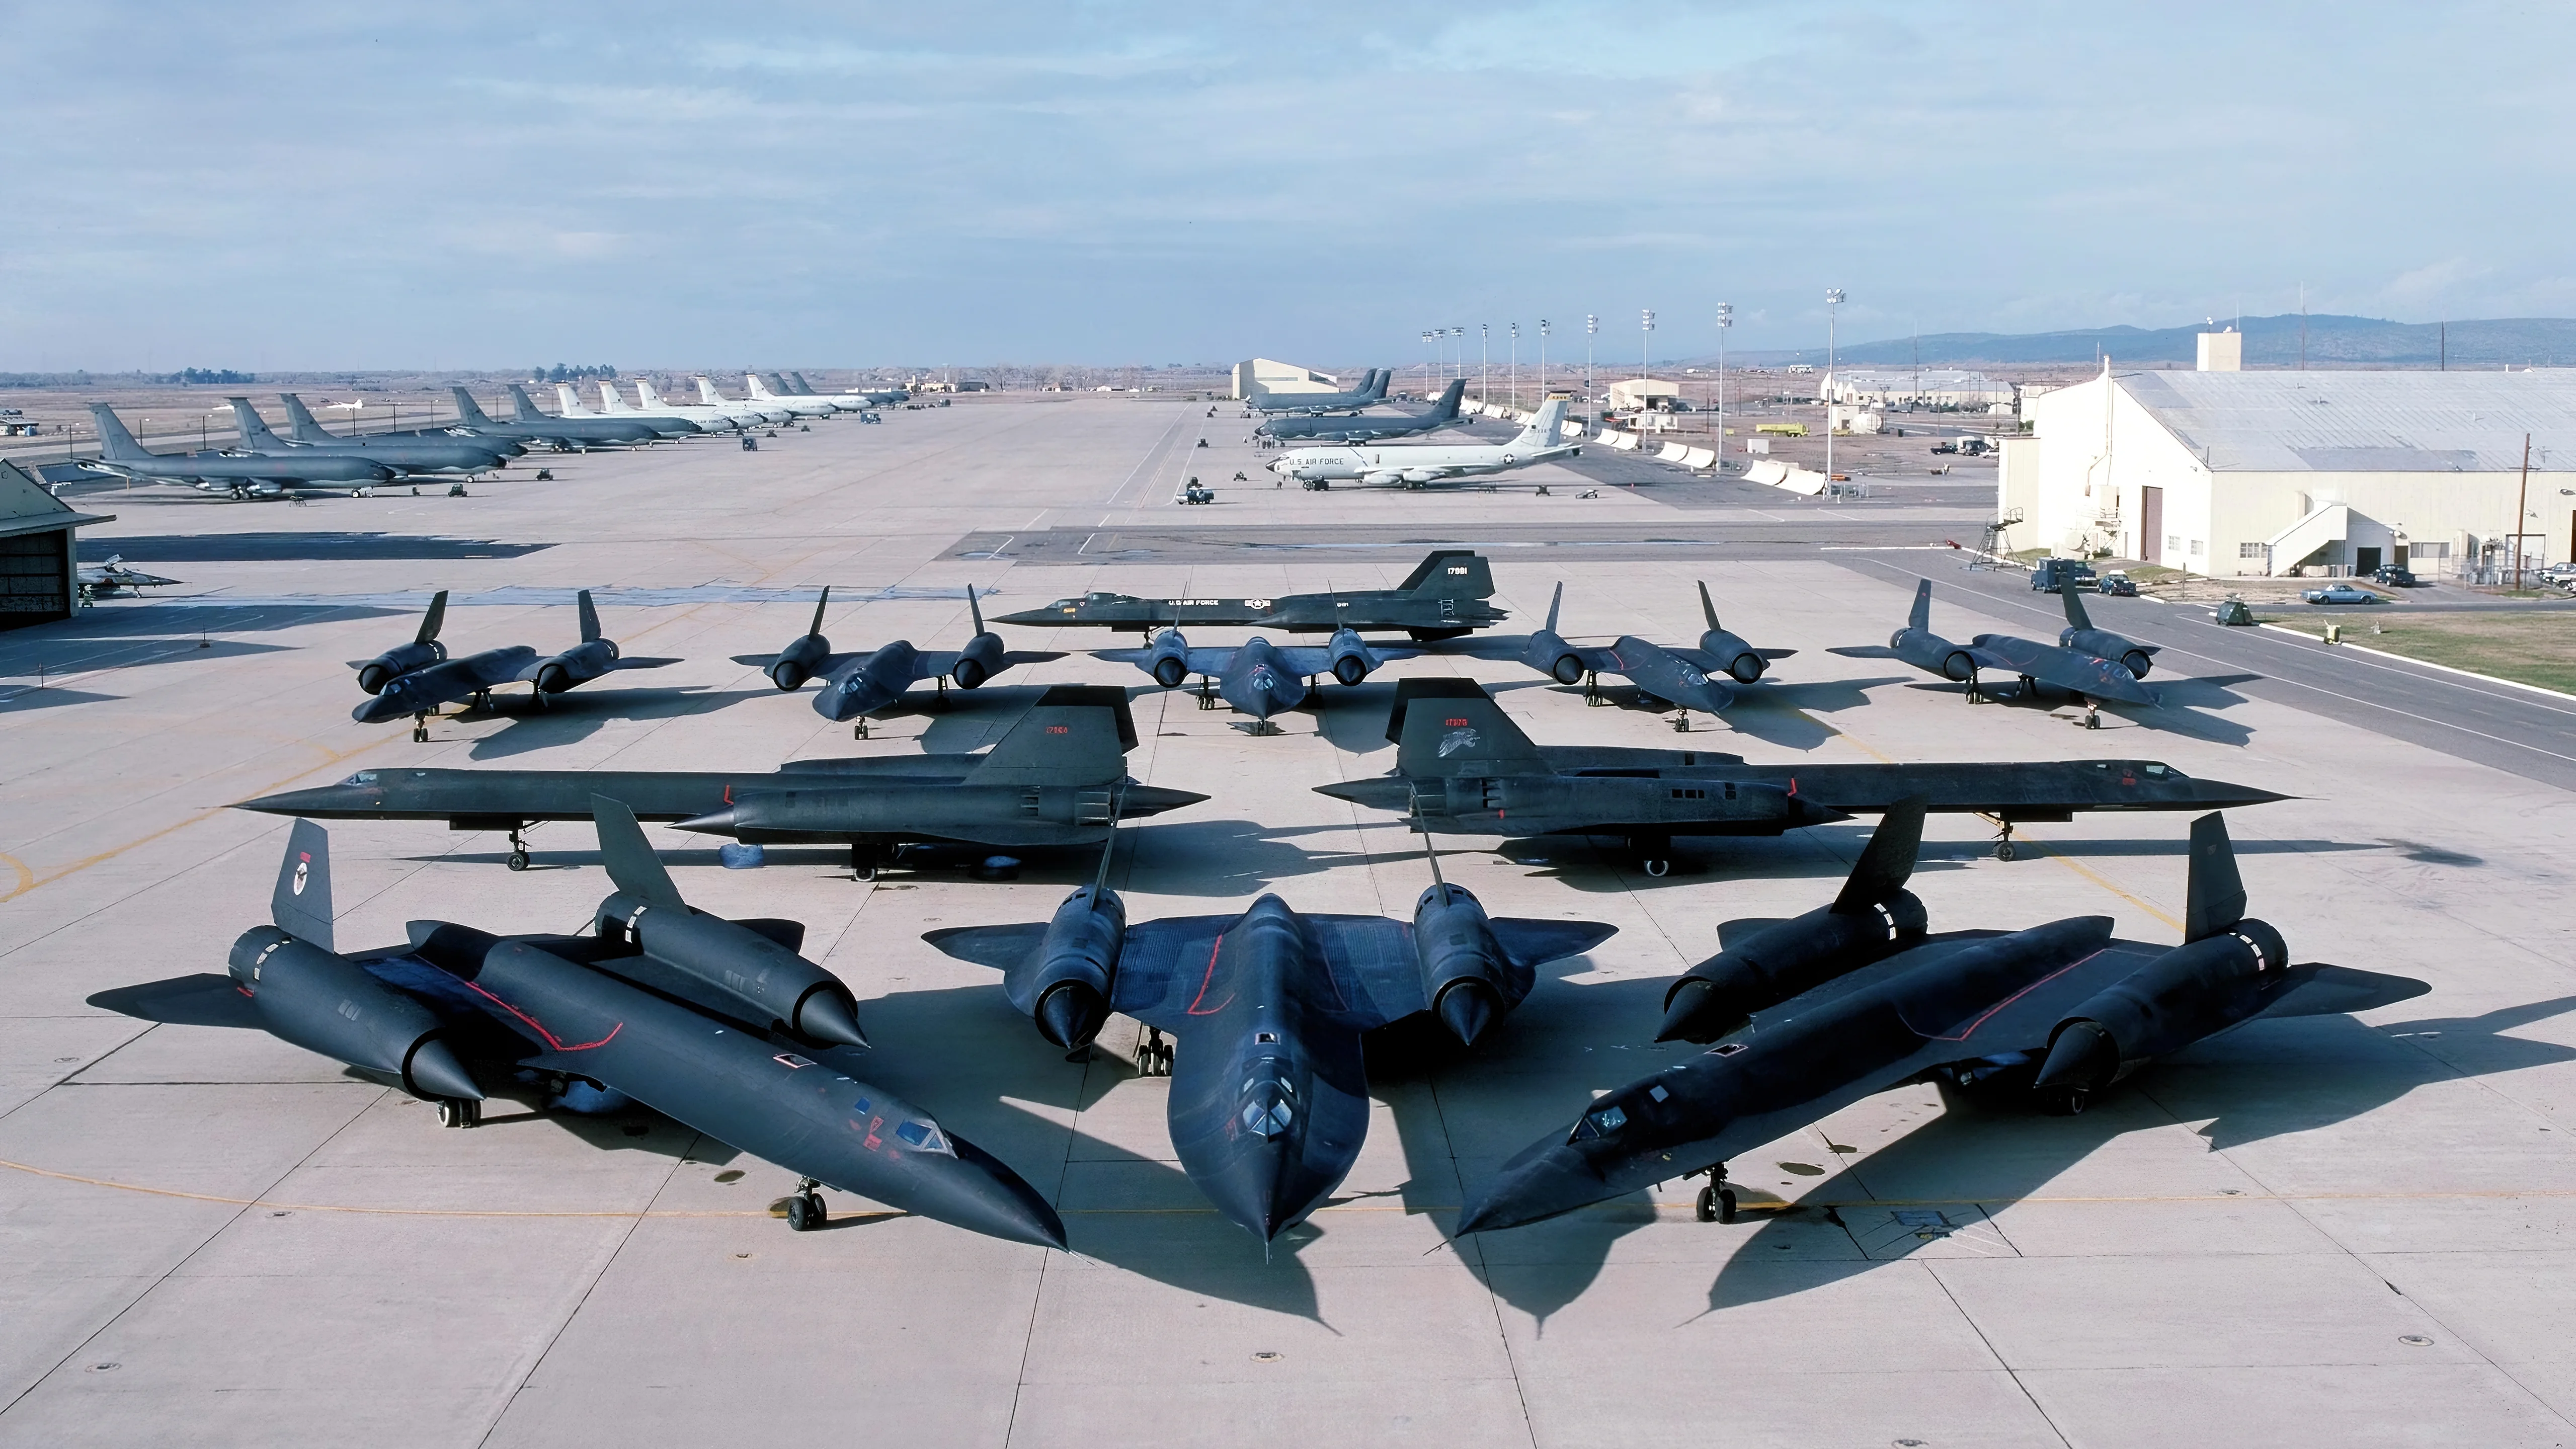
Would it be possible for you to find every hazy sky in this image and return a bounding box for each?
[7,3,2570,370]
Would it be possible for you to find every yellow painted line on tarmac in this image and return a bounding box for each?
[0,853,32,899]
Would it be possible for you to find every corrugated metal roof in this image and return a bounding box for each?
[2119,369,2576,471]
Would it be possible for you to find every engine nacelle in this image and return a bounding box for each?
[1657,892,1929,1043]
[952,632,1004,689]
[357,639,446,694]
[1524,629,1586,684]
[2033,918,2287,1105]
[534,660,572,695]
[593,891,866,1049]
[226,926,480,1101]
[1941,649,1978,681]
[1411,883,1530,1045]
[771,633,829,690]
[1143,628,1191,689]
[1701,629,1767,684]
[1327,632,1373,687]
[1005,887,1126,1049]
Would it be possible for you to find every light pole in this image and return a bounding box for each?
[1715,302,1732,441]
[1479,325,1489,407]
[1585,314,1597,405]
[1641,309,1656,424]
[1509,323,1520,410]
[1824,288,1845,484]
[1539,319,1550,399]
[1422,331,1435,396]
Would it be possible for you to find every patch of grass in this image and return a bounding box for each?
[2272,610,2576,694]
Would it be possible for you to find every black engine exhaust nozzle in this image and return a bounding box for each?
[1433,977,1501,1046]
[2033,1018,2120,1109]
[1034,980,1111,1051]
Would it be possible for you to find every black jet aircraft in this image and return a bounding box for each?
[79,404,393,500]
[2060,586,2161,679]
[247,686,1201,874]
[1314,680,2287,869]
[995,549,1507,640]
[1830,579,2161,709]
[1453,581,1795,725]
[1255,379,1467,444]
[225,397,512,478]
[89,811,1065,1245]
[352,590,450,694]
[354,589,679,740]
[1456,807,2430,1232]
[1097,626,1416,733]
[278,393,529,460]
[733,586,1062,736]
[925,831,1614,1244]
[445,387,658,450]
[1246,368,1390,415]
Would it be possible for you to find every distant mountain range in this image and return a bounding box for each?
[1730,314,2576,369]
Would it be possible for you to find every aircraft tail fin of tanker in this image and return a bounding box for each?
[1389,679,1549,778]
[270,818,336,950]
[88,405,152,461]
[1508,397,1570,449]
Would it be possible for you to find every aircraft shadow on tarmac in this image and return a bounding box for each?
[0,686,121,714]
[1126,817,1366,896]
[1464,993,2576,1322]
[79,532,554,563]
[1483,675,1909,754]
[1889,671,2261,748]
[457,686,751,760]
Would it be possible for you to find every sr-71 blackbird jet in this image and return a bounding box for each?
[246,686,1203,875]
[926,827,1614,1243]
[80,404,393,499]
[1831,579,2161,709]
[1268,396,1578,489]
[1314,680,2287,870]
[1255,378,1467,444]
[1245,368,1389,415]
[733,586,1062,734]
[995,549,1507,640]
[1097,627,1416,732]
[354,589,679,739]
[228,397,513,478]
[89,811,1065,1245]
[1457,805,2429,1231]
[1451,581,1794,723]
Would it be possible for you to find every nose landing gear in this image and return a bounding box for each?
[1693,1165,1736,1223]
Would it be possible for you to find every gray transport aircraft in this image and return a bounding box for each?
[1314,680,2287,870]
[696,376,794,423]
[1245,368,1389,415]
[1452,582,1795,722]
[226,397,512,478]
[446,387,657,450]
[1456,807,2430,1231]
[996,549,1506,639]
[354,589,679,739]
[80,404,393,499]
[514,383,694,439]
[1255,378,1467,444]
[243,686,1203,875]
[1096,627,1417,732]
[1831,579,2162,708]
[89,813,1066,1245]
[766,373,868,413]
[276,394,530,460]
[925,827,1614,1244]
[745,374,841,418]
[733,586,1063,732]
[794,372,907,406]
[1268,397,1578,489]
[588,381,742,432]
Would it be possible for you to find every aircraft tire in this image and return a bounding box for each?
[1695,1186,1717,1222]
[507,850,530,872]
[1641,858,1671,878]
[1995,841,2017,862]
[786,1192,825,1231]
[1718,1188,1737,1224]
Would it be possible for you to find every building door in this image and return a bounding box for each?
[2356,546,2382,576]
[2140,487,2163,564]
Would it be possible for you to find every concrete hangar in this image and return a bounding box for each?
[2001,333,2576,578]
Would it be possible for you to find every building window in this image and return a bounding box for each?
[2413,542,2451,559]
[2189,539,2204,556]
[2167,535,2182,554]
[2239,542,2266,559]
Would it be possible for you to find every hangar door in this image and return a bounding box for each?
[1,527,70,629]
[2140,487,2163,564]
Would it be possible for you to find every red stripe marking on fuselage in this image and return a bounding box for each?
[1185,933,1233,1016]
[462,978,623,1052]
[1930,948,2105,1042]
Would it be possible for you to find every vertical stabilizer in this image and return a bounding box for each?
[637,379,667,409]
[449,388,499,427]
[1511,397,1568,448]
[416,590,447,645]
[1544,581,1563,634]
[1698,581,1722,633]
[1389,679,1549,778]
[576,589,601,643]
[271,819,336,951]
[746,374,774,399]
[696,376,725,406]
[1907,579,1933,633]
[1397,549,1494,599]
[1830,797,1926,913]
[507,385,546,422]
[967,584,985,637]
[964,693,1131,785]
[596,383,625,412]
[2062,582,2097,632]
[2182,812,2247,944]
[278,394,334,441]
[226,397,287,449]
[1366,369,1390,400]
[791,371,818,395]
[87,405,150,460]
[1427,377,1465,422]
[807,585,831,639]
[554,384,586,415]
[590,796,685,909]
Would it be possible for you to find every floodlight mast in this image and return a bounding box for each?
[1716,302,1732,440]
[1539,318,1550,398]
[1824,288,1845,487]
[1509,323,1520,411]
[1585,314,1597,404]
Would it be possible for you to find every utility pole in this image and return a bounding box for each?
[1422,331,1434,396]
[1479,325,1489,407]
[1509,323,1520,410]
[1641,308,1654,377]
[1824,289,1844,485]
[2516,432,2532,590]
[2299,282,2308,371]
[1539,319,1550,399]
[1716,302,1732,442]
[1585,314,1597,404]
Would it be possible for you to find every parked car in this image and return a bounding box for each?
[2096,571,2138,597]
[2301,582,2381,605]
[2030,558,2099,593]
[2371,565,2419,588]
[2536,562,2576,587]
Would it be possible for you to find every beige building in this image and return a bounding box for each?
[2001,351,2576,579]
[1821,369,2012,410]
[1230,358,1349,403]
[1605,377,1684,412]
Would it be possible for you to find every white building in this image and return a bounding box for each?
[1231,358,1349,403]
[2001,346,2576,578]
[1820,369,2012,410]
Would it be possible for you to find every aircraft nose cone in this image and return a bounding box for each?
[352,694,408,723]
[2190,777,2290,808]
[1035,982,1110,1051]
[669,809,737,837]
[793,992,870,1050]
[1199,1140,1331,1244]
[1435,980,1500,1046]
[405,1038,482,1102]
[1118,785,1211,817]
[1456,1144,1604,1236]
[914,1137,1068,1250]
[235,786,354,817]
[2034,1019,2120,1094]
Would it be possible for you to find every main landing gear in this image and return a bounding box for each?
[1991,820,2019,861]
[1137,1026,1174,1077]
[1693,1164,1737,1224]
[1628,835,1674,878]
[436,1098,481,1129]
[506,827,532,872]
[849,844,886,882]
[411,711,431,743]
[782,1177,829,1231]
